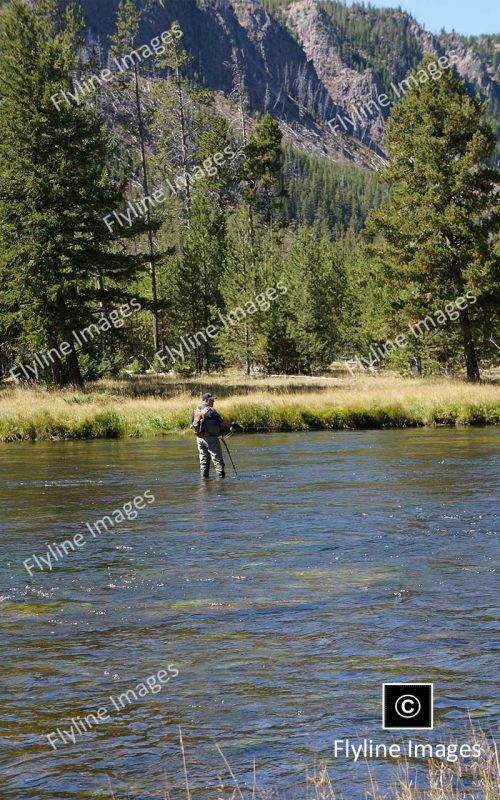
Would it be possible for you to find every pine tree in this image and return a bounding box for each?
[0,0,143,385]
[272,227,347,373]
[368,55,499,381]
[225,113,284,373]
[110,0,160,353]
[181,112,237,372]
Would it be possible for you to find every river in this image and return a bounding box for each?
[0,428,498,799]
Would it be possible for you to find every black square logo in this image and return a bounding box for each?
[383,683,433,729]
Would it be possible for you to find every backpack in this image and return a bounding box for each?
[192,407,208,435]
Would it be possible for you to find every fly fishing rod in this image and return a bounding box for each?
[221,435,238,478]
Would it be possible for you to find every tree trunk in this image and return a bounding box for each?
[49,340,64,387]
[134,64,160,354]
[459,307,480,382]
[65,336,84,387]
[246,202,256,376]
[174,63,200,373]
[203,241,210,373]
[54,291,84,387]
[233,57,252,376]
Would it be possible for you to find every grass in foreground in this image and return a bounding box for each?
[0,373,499,442]
[118,728,499,800]
[304,754,499,800]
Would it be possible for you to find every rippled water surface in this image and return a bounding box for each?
[0,428,498,799]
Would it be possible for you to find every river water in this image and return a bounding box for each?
[0,429,498,799]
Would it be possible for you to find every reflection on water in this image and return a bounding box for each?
[0,428,498,799]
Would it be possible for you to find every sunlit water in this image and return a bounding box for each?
[0,429,498,799]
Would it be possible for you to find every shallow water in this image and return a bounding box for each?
[0,428,498,799]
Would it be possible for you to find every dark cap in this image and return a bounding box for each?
[202,392,216,402]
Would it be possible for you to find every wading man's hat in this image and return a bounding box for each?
[202,392,216,402]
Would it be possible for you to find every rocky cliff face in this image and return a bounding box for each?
[285,0,388,148]
[75,0,499,169]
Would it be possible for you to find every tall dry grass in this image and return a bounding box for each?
[126,727,499,800]
[0,374,499,441]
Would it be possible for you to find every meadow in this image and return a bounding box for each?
[0,372,499,442]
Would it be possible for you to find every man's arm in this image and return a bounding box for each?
[215,411,240,433]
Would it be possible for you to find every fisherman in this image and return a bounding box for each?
[191,393,239,478]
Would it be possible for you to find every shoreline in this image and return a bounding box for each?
[0,374,498,443]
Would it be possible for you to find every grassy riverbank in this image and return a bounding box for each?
[0,373,499,442]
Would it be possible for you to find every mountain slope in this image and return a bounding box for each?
[74,0,499,167]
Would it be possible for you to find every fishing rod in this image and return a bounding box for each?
[221,434,238,478]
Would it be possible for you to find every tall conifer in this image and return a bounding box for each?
[0,0,143,385]
[368,56,499,381]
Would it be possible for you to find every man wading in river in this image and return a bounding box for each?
[191,393,239,478]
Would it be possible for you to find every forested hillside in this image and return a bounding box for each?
[0,0,498,387]
[283,149,385,233]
